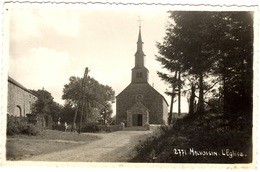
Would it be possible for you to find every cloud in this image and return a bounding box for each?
[38,10,81,37]
[10,9,81,42]
[8,8,189,112]
[10,10,42,41]
[9,47,72,103]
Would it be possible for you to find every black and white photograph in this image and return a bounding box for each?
[1,1,258,169]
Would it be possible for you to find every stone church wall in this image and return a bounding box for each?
[162,98,168,124]
[116,83,168,126]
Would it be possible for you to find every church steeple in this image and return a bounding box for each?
[137,26,143,51]
[134,27,145,67]
[131,26,149,84]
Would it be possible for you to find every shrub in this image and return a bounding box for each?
[20,124,42,136]
[131,111,252,163]
[7,119,42,136]
[52,124,66,131]
[6,121,20,136]
[81,124,100,133]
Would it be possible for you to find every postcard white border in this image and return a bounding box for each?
[1,0,259,171]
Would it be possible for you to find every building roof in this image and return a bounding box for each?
[116,83,169,106]
[127,102,150,112]
[8,76,37,97]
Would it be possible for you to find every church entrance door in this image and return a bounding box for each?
[137,114,142,126]
[132,114,143,126]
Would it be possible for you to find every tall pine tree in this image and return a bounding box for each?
[157,11,253,125]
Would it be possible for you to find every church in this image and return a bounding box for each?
[116,26,168,128]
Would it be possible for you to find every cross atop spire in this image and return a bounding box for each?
[137,16,143,28]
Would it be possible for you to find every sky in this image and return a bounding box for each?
[8,5,189,114]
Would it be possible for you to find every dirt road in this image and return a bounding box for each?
[22,130,152,162]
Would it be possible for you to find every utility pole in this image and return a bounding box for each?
[79,67,89,134]
[71,104,79,132]
[71,67,89,133]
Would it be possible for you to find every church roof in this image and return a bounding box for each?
[127,102,150,112]
[132,66,149,70]
[116,83,169,106]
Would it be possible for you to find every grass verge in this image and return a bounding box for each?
[6,130,101,160]
[130,112,252,163]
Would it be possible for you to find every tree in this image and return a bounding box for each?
[60,103,76,124]
[49,101,63,123]
[30,89,62,122]
[62,76,82,106]
[214,12,253,116]
[156,11,253,123]
[62,76,115,124]
[157,70,178,125]
[157,12,217,115]
[100,103,113,124]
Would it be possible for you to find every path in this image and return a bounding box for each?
[22,130,152,162]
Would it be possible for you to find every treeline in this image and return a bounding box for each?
[30,75,115,127]
[156,11,253,127]
[132,11,253,163]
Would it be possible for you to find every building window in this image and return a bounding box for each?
[15,105,22,117]
[29,94,31,98]
[136,72,143,78]
[29,101,32,112]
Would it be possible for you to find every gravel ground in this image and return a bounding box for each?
[21,130,152,162]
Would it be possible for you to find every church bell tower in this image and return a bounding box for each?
[131,26,149,83]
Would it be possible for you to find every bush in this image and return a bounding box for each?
[19,124,41,136]
[6,121,20,136]
[81,124,100,133]
[52,124,66,131]
[131,111,252,163]
[7,119,42,136]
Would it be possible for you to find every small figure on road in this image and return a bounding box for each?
[120,121,125,130]
[57,117,61,126]
[71,123,77,132]
[64,122,68,132]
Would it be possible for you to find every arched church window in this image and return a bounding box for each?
[29,101,32,111]
[15,105,22,117]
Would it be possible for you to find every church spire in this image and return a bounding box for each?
[138,26,143,44]
[135,26,145,67]
[136,26,144,55]
[132,24,149,84]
